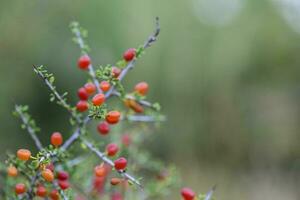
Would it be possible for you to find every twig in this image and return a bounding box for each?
[73,25,102,94]
[33,65,81,124]
[105,17,160,98]
[15,105,43,150]
[81,139,143,189]
[125,115,166,122]
[204,185,216,200]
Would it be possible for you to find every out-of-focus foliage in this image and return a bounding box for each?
[1,0,300,199]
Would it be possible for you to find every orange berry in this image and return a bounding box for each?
[134,82,148,96]
[92,93,105,106]
[110,178,121,186]
[42,169,54,182]
[51,132,63,147]
[17,149,31,161]
[106,111,121,124]
[50,189,59,200]
[15,183,26,195]
[7,166,18,177]
[94,165,106,177]
[84,83,96,95]
[124,99,144,113]
[100,81,111,92]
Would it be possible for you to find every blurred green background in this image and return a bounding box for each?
[1,0,300,199]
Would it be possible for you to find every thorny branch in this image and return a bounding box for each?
[15,105,43,150]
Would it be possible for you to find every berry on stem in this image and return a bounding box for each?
[123,48,136,62]
[92,93,105,106]
[76,100,89,112]
[77,87,89,100]
[57,171,69,181]
[124,99,144,113]
[17,149,31,161]
[78,55,91,70]
[50,189,59,200]
[111,67,121,78]
[84,83,96,95]
[100,81,111,92]
[106,143,119,157]
[134,81,149,96]
[97,121,110,135]
[114,157,127,171]
[7,166,18,177]
[36,185,47,197]
[110,178,121,186]
[106,111,121,124]
[58,180,70,190]
[42,169,54,182]
[94,165,106,177]
[51,132,63,147]
[181,187,196,200]
[15,183,26,195]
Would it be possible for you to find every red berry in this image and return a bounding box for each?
[106,143,119,157]
[76,100,89,112]
[92,93,105,106]
[106,111,121,124]
[134,82,149,96]
[36,185,47,197]
[78,55,91,70]
[84,83,96,95]
[114,157,127,170]
[111,67,121,78]
[50,189,59,200]
[51,132,63,147]
[110,178,121,186]
[78,87,89,100]
[122,134,131,147]
[58,180,70,190]
[100,81,111,92]
[57,171,69,181]
[111,192,123,200]
[97,121,110,135]
[46,163,55,172]
[123,48,136,62]
[15,183,26,195]
[181,187,196,200]
[94,165,107,177]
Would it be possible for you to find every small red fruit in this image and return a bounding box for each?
[122,134,131,147]
[50,189,59,200]
[106,143,119,157]
[57,171,69,181]
[97,121,110,135]
[106,111,121,124]
[123,48,136,62]
[181,187,196,200]
[76,100,89,112]
[114,157,127,171]
[78,55,91,70]
[110,178,121,186]
[17,149,31,161]
[51,132,63,147]
[46,163,55,172]
[78,87,89,100]
[111,192,123,200]
[100,81,111,92]
[7,166,18,177]
[84,83,96,95]
[58,180,70,190]
[94,165,106,177]
[42,169,54,182]
[36,185,47,197]
[92,93,105,106]
[111,67,121,78]
[15,183,26,195]
[134,82,149,96]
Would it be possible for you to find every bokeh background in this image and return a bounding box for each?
[1,0,300,199]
